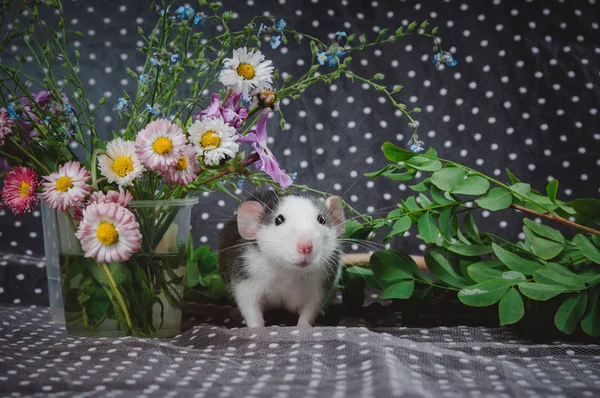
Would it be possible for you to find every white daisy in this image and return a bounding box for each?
[134,119,187,172]
[41,161,92,211]
[219,47,274,99]
[98,138,145,187]
[188,117,239,166]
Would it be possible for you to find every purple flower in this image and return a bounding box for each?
[0,109,13,145]
[0,157,10,174]
[236,115,292,188]
[195,92,248,130]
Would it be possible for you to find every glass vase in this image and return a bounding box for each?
[41,197,199,337]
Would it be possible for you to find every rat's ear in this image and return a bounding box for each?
[325,196,346,236]
[237,201,264,240]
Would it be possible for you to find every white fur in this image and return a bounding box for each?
[233,196,342,328]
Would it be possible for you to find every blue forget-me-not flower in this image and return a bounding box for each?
[145,103,160,116]
[115,97,130,112]
[270,36,281,49]
[7,103,18,119]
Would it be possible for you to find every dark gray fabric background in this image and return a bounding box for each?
[0,0,599,396]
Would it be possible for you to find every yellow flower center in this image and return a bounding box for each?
[152,137,173,155]
[236,63,255,80]
[200,131,221,148]
[55,176,73,192]
[112,156,134,177]
[259,90,276,107]
[175,155,188,171]
[19,182,31,197]
[96,222,119,246]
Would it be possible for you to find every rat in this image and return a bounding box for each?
[218,189,346,328]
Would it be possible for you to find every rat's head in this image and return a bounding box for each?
[236,193,346,271]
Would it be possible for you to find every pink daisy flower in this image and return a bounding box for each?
[0,166,39,215]
[0,109,14,146]
[162,144,199,185]
[135,119,186,171]
[41,161,92,211]
[76,201,142,263]
[89,189,133,208]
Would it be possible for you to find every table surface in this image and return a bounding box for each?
[1,303,599,398]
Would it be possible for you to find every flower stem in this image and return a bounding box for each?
[99,262,134,333]
[512,204,600,237]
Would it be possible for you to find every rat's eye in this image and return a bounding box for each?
[275,215,285,226]
[317,215,326,225]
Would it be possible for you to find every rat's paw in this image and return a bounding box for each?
[245,319,265,328]
[296,319,313,328]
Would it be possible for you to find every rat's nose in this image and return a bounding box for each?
[297,239,313,254]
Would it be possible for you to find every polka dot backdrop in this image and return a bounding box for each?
[0,0,599,305]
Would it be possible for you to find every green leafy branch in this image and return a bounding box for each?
[342,142,600,338]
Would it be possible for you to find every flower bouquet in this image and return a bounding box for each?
[0,0,449,336]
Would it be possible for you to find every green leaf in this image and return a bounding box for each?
[418,193,432,208]
[570,198,600,225]
[406,156,443,171]
[409,181,429,192]
[467,259,504,283]
[407,21,417,32]
[511,183,531,197]
[347,227,374,240]
[554,293,588,335]
[492,243,541,275]
[388,216,412,238]
[581,287,600,337]
[370,251,413,281]
[431,167,466,192]
[404,196,421,212]
[359,34,366,44]
[107,263,132,285]
[345,266,375,278]
[387,208,403,218]
[530,237,564,260]
[546,179,559,203]
[463,213,483,243]
[343,220,362,237]
[382,142,416,162]
[502,271,527,282]
[451,176,490,195]
[344,266,379,289]
[506,168,521,184]
[364,164,396,178]
[424,147,438,158]
[533,263,586,289]
[430,185,453,205]
[436,208,453,243]
[387,172,417,181]
[445,243,494,256]
[499,288,525,326]
[458,279,512,307]
[522,218,565,243]
[186,257,200,288]
[418,211,438,243]
[573,234,600,264]
[379,280,415,299]
[425,251,468,287]
[518,282,567,301]
[475,187,512,211]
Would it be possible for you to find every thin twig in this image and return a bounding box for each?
[512,204,600,237]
